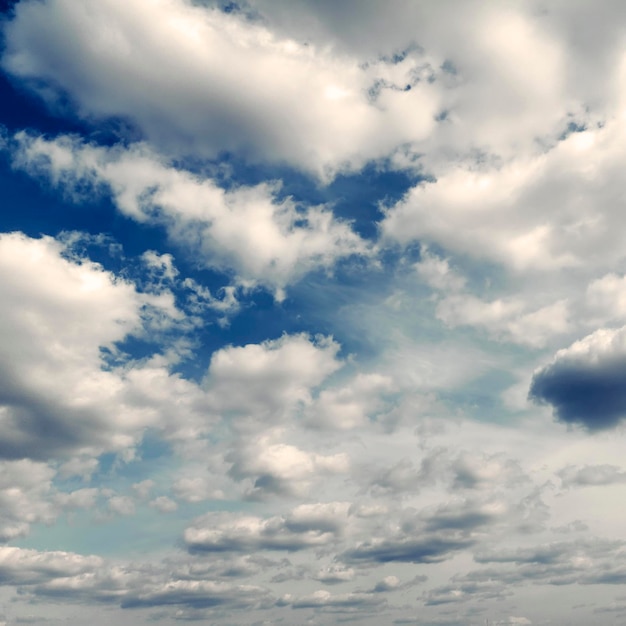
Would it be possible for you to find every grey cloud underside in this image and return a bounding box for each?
[425,538,626,606]
[341,535,475,564]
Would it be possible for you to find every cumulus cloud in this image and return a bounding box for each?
[0,231,222,463]
[9,133,369,295]
[107,495,136,517]
[529,325,626,430]
[305,372,394,430]
[227,431,349,499]
[249,0,578,157]
[0,546,273,613]
[184,502,351,554]
[422,536,626,607]
[0,461,56,541]
[313,565,355,585]
[149,496,178,513]
[172,476,225,504]
[382,113,626,276]
[1,0,440,177]
[0,232,142,459]
[205,333,342,424]
[458,538,626,589]
[0,546,102,586]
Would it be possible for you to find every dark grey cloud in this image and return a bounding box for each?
[121,581,271,610]
[422,499,503,533]
[529,328,626,430]
[341,499,502,565]
[342,534,474,564]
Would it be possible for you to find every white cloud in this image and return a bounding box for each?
[2,0,439,177]
[107,495,136,517]
[184,502,351,553]
[205,333,342,424]
[0,232,142,459]
[382,113,626,275]
[0,461,56,541]
[0,232,218,462]
[0,546,102,585]
[227,430,350,499]
[10,133,369,294]
[149,496,178,513]
[172,476,225,504]
[414,248,466,292]
[436,293,571,347]
[305,372,394,430]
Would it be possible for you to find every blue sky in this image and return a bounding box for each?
[2,1,626,625]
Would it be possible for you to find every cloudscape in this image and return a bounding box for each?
[2,1,626,624]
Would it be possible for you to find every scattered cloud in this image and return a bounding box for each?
[529,326,626,430]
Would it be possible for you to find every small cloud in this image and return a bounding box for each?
[558,464,626,488]
[107,495,136,516]
[529,326,626,430]
[149,496,178,513]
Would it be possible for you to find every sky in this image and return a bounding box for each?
[3,1,626,624]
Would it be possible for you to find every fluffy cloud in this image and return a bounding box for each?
[1,0,439,176]
[227,431,349,499]
[0,231,218,462]
[529,325,626,430]
[205,333,342,424]
[381,109,626,286]
[0,546,272,613]
[305,372,394,430]
[184,502,351,554]
[10,133,368,294]
[278,588,386,613]
[0,461,56,541]
[0,546,102,585]
[8,0,617,179]
[0,232,142,459]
